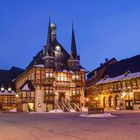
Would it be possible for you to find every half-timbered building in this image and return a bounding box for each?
[15,21,86,112]
[86,55,140,110]
[0,67,24,110]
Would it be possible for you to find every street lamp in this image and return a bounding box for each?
[15,94,19,112]
[95,97,98,101]
[15,94,19,98]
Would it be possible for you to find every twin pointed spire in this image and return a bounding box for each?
[71,24,78,60]
[45,19,78,60]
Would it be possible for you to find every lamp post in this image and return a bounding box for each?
[95,97,98,107]
[15,93,19,112]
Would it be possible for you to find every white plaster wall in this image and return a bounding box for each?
[35,86,46,112]
[55,91,59,101]
[80,88,85,107]
[23,104,27,112]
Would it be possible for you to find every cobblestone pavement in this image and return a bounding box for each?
[0,111,140,140]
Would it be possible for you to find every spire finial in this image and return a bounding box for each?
[49,16,51,24]
[71,23,77,59]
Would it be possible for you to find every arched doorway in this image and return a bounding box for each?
[125,94,133,110]
[103,97,105,108]
[103,97,108,108]
[109,96,114,108]
[58,92,65,103]
[115,95,120,109]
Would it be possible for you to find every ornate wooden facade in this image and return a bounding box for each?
[86,55,140,110]
[15,21,86,112]
[0,67,24,111]
[87,76,140,110]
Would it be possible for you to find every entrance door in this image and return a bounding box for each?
[46,104,53,112]
[28,103,34,112]
[58,92,65,103]
[125,100,133,110]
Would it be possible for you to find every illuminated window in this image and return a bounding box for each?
[72,91,75,95]
[50,73,53,77]
[46,73,49,78]
[109,96,114,107]
[77,91,80,94]
[76,75,79,79]
[115,96,120,107]
[103,97,108,108]
[72,74,80,81]
[46,73,53,78]
[72,75,75,80]
[57,73,67,81]
[27,92,31,97]
[61,77,64,81]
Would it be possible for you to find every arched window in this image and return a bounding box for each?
[109,96,114,108]
[103,97,105,108]
[115,95,120,108]
[103,97,108,108]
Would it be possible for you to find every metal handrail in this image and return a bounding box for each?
[54,100,63,111]
[72,103,81,111]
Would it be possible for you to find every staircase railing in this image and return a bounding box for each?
[54,100,63,112]
[67,102,76,112]
[62,101,70,112]
[72,103,81,111]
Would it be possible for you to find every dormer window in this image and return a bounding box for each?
[125,70,130,76]
[8,87,12,92]
[1,86,5,92]
[104,75,109,80]
[55,45,61,52]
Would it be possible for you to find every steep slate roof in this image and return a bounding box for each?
[86,55,140,87]
[27,24,85,71]
[0,67,24,90]
[104,55,140,78]
[87,58,117,79]
[86,58,117,87]
[27,39,71,70]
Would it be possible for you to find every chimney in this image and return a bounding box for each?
[100,63,103,67]
[105,58,108,63]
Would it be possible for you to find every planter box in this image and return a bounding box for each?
[88,107,104,114]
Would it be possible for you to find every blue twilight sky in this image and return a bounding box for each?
[0,0,140,71]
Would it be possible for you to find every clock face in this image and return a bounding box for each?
[55,45,61,51]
